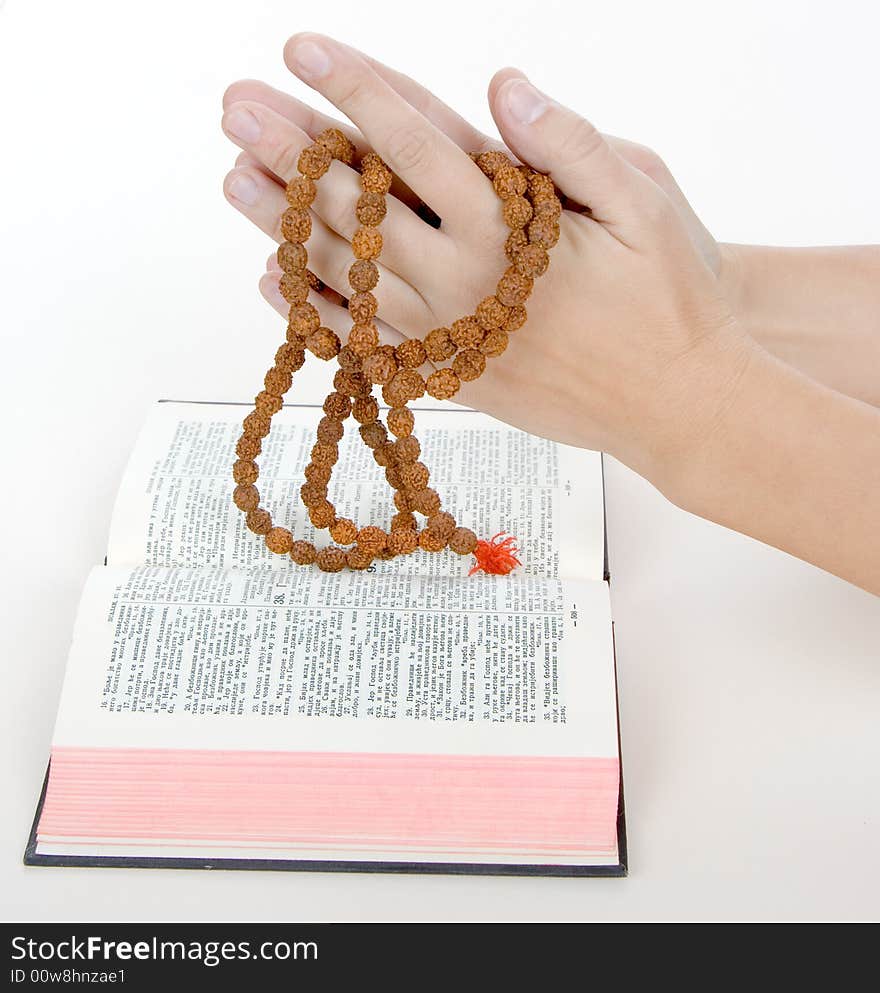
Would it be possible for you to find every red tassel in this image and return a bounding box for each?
[468,532,522,576]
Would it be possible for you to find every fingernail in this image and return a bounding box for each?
[291,39,332,81]
[504,79,548,125]
[224,107,262,144]
[227,171,259,206]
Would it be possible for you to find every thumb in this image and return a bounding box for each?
[489,73,651,224]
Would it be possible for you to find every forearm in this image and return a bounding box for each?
[721,244,880,405]
[664,346,880,595]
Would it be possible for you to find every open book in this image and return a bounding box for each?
[26,400,626,876]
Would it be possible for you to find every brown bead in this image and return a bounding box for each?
[424,327,456,362]
[279,273,309,305]
[476,295,509,330]
[242,410,271,438]
[265,527,294,554]
[304,462,331,486]
[264,366,292,397]
[357,525,387,555]
[316,546,347,572]
[281,208,312,243]
[391,511,417,532]
[362,351,397,385]
[298,143,332,179]
[348,321,379,357]
[233,459,259,485]
[394,435,421,463]
[348,291,378,323]
[385,464,403,489]
[502,196,534,230]
[355,191,387,226]
[505,228,529,263]
[476,150,511,178]
[452,348,487,382]
[527,216,560,248]
[274,343,305,373]
[317,127,354,164]
[346,546,374,570]
[493,163,528,199]
[497,267,533,307]
[387,528,418,555]
[533,197,562,220]
[246,507,273,535]
[372,441,395,467]
[419,529,447,552]
[329,517,358,545]
[236,434,261,460]
[334,369,369,397]
[514,243,549,278]
[290,540,318,565]
[393,490,412,512]
[449,526,478,555]
[427,511,457,541]
[300,481,327,505]
[336,345,363,375]
[352,226,382,260]
[528,172,557,202]
[360,153,392,193]
[316,415,344,444]
[411,488,442,516]
[359,421,388,449]
[233,483,260,512]
[321,391,350,419]
[426,367,461,400]
[348,259,379,292]
[399,461,429,490]
[387,406,414,438]
[277,241,308,272]
[450,317,483,350]
[480,330,509,357]
[285,176,316,209]
[395,337,427,369]
[255,390,283,416]
[352,396,379,424]
[310,442,338,466]
[287,302,321,338]
[388,368,425,402]
[309,499,336,528]
[306,327,341,360]
[503,304,527,332]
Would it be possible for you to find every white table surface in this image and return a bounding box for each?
[1,0,878,922]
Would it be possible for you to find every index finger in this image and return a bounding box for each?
[284,33,492,233]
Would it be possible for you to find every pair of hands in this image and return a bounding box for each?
[221,33,755,498]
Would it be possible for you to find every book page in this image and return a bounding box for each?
[107,400,605,582]
[51,564,619,762]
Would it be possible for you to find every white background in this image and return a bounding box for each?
[1,0,878,922]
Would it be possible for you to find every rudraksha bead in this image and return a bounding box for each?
[285,176,316,209]
[233,459,259,485]
[255,390,283,417]
[281,208,312,243]
[502,196,534,230]
[346,547,374,570]
[323,391,352,418]
[476,295,509,330]
[387,406,414,438]
[236,434,261,460]
[336,345,363,374]
[316,416,344,444]
[233,484,260,515]
[476,150,510,178]
[450,317,483,350]
[528,172,556,202]
[242,410,271,438]
[246,507,273,535]
[317,127,354,164]
[393,436,421,463]
[395,337,427,369]
[533,197,562,221]
[265,527,293,554]
[426,367,461,400]
[391,511,417,532]
[356,191,387,226]
[290,540,318,565]
[362,351,397,384]
[305,327,341,360]
[310,441,338,466]
[329,518,358,545]
[359,422,388,449]
[348,259,379,292]
[427,511,456,541]
[264,366,292,397]
[527,216,560,248]
[348,321,379,357]
[356,526,387,555]
[503,305,527,332]
[287,302,321,338]
[494,164,528,199]
[277,241,308,272]
[411,488,441,516]
[399,461,429,490]
[300,481,327,505]
[514,243,549,278]
[505,228,529,262]
[279,273,310,305]
[449,527,478,555]
[452,348,487,382]
[348,291,378,323]
[298,143,332,179]
[304,462,331,486]
[393,489,412,512]
[497,268,533,307]
[387,369,425,402]
[424,327,456,362]
[308,499,336,529]
[334,369,369,396]
[274,343,305,373]
[360,153,392,193]
[419,529,447,552]
[480,330,509,357]
[385,464,403,489]
[352,396,379,424]
[352,226,382,260]
[387,528,418,555]
[316,546,347,572]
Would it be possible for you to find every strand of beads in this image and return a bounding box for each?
[232,129,562,572]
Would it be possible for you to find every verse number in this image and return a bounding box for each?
[273,593,286,605]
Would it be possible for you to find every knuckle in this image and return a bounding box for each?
[557,117,604,168]
[628,142,668,183]
[385,124,436,175]
[271,135,304,180]
[335,74,371,111]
